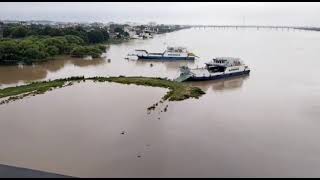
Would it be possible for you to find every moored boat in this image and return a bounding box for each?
[175,57,250,82]
[134,46,197,61]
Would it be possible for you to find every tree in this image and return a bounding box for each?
[64,35,84,45]
[17,39,48,61]
[42,37,68,54]
[63,27,88,43]
[96,44,106,52]
[116,34,122,39]
[101,28,110,42]
[0,24,111,64]
[86,46,103,58]
[114,27,124,34]
[11,26,29,38]
[48,28,64,36]
[70,46,87,58]
[123,31,129,37]
[0,40,19,62]
[46,45,59,57]
[2,27,13,38]
[22,46,48,61]
[87,30,105,44]
[70,46,103,58]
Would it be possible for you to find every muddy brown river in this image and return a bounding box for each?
[1,28,320,177]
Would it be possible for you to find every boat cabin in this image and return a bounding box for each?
[208,57,243,67]
[166,46,188,53]
[205,57,244,73]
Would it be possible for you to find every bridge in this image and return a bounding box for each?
[188,25,320,31]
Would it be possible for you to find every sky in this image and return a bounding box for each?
[1,2,320,26]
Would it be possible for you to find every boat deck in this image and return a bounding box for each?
[190,68,224,77]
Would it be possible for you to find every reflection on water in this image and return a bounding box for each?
[0,57,105,87]
[69,58,106,68]
[134,60,195,71]
[186,75,250,92]
[0,66,48,86]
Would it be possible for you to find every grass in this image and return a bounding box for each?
[0,76,205,105]
[88,76,205,101]
[0,76,85,99]
[0,81,64,99]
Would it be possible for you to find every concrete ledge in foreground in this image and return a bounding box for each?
[0,164,74,178]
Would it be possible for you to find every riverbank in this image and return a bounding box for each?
[0,76,205,105]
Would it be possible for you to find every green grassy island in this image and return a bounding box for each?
[0,76,205,105]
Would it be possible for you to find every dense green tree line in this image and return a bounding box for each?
[0,35,106,64]
[2,24,111,44]
[0,24,113,64]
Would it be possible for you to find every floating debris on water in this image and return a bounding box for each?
[150,63,153,67]
[120,130,126,135]
[164,105,168,112]
[147,105,156,111]
[107,59,111,63]
[147,102,159,111]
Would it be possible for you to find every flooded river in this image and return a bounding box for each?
[1,28,320,177]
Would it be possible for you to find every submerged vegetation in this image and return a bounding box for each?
[0,76,205,105]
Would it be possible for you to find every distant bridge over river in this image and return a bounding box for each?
[190,25,320,31]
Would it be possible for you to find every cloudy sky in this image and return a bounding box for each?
[1,2,320,26]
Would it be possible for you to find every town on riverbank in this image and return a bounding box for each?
[0,20,190,65]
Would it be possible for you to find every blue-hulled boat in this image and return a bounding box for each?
[176,57,250,82]
[134,46,196,61]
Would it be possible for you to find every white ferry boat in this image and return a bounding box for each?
[176,57,250,82]
[134,46,196,60]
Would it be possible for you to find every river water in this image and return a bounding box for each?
[1,28,320,177]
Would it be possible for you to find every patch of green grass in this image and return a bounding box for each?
[88,76,205,101]
[0,81,64,99]
[0,76,205,105]
[0,76,85,99]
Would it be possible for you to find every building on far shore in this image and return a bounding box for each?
[0,20,189,40]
